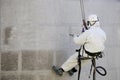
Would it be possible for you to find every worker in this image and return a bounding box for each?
[52,14,106,76]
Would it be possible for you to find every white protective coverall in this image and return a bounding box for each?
[61,21,106,71]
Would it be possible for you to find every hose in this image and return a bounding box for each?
[96,66,107,76]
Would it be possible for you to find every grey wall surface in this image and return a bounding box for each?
[0,0,120,80]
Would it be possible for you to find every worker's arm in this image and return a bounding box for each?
[73,31,89,45]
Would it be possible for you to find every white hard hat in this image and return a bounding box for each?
[88,14,99,22]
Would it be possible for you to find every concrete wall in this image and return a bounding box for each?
[0,0,120,80]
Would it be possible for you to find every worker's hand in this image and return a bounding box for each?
[69,34,74,37]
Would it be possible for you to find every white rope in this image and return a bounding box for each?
[80,0,86,20]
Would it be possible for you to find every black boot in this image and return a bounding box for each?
[67,67,77,76]
[52,66,64,76]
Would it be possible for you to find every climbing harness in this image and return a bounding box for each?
[77,0,87,80]
[76,46,107,80]
[76,47,82,80]
[77,0,107,80]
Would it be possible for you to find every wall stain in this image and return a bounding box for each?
[4,27,12,45]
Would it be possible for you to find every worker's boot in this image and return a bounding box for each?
[52,66,64,76]
[67,67,77,76]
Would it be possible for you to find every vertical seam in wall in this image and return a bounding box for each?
[35,51,38,71]
[36,74,39,80]
[18,51,22,71]
[0,2,1,77]
[0,32,1,52]
[35,51,39,80]
[0,52,1,79]
[117,68,119,80]
[18,51,22,80]
[0,0,1,52]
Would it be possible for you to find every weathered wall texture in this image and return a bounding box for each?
[0,0,120,80]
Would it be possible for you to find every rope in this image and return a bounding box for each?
[80,0,85,19]
[80,0,88,30]
[76,47,82,80]
[78,0,107,80]
[77,1,86,79]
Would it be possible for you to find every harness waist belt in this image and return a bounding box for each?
[83,45,102,57]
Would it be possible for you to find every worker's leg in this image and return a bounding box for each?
[52,51,89,76]
[52,52,78,76]
[61,51,90,71]
[61,52,78,71]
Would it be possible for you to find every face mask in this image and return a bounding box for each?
[87,21,96,27]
